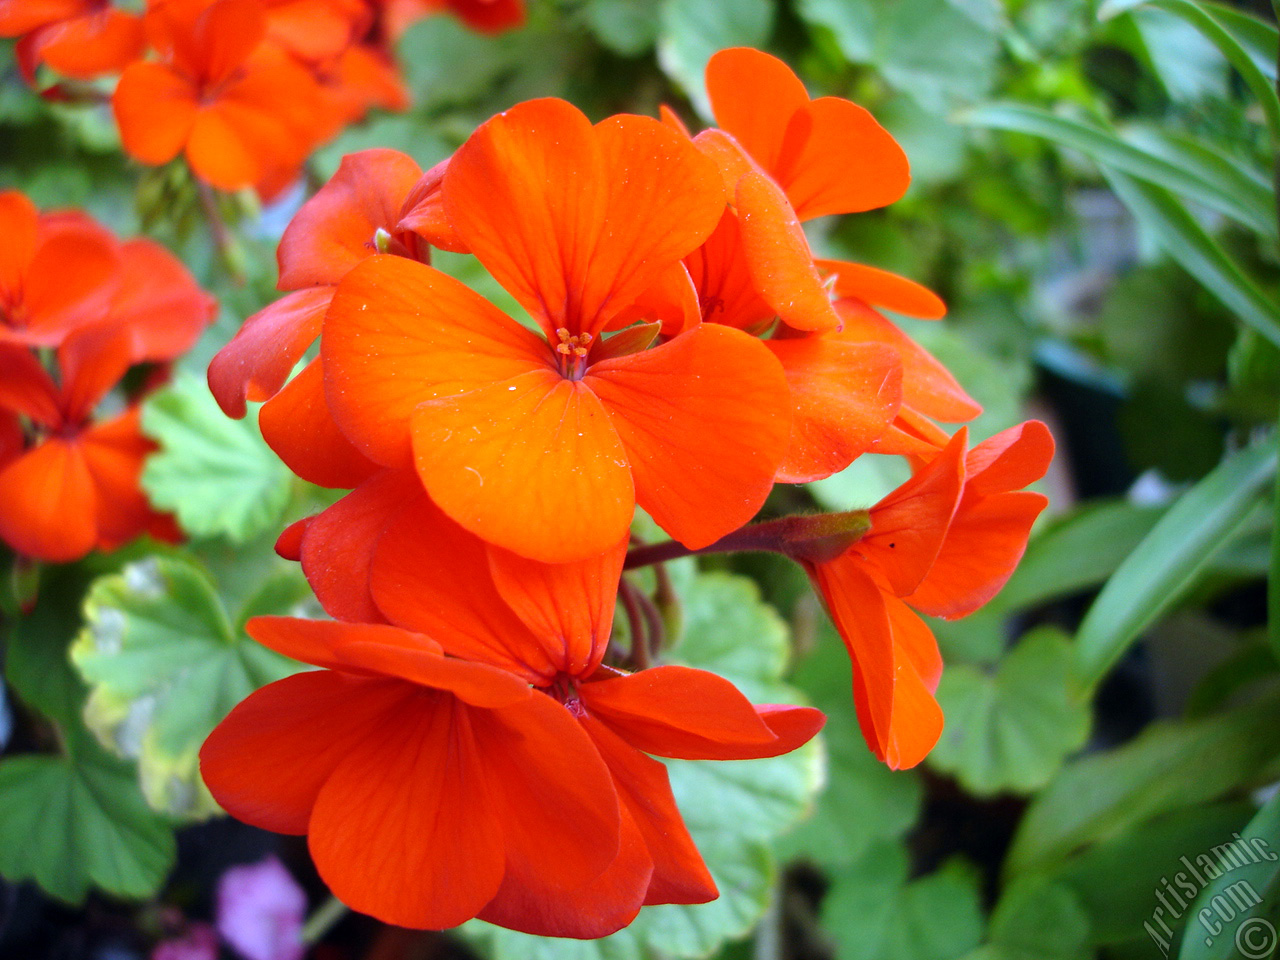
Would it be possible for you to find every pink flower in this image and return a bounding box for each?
[216,856,307,960]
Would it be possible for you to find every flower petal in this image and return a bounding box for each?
[259,357,380,489]
[191,0,266,87]
[443,99,723,338]
[816,259,946,319]
[860,429,967,596]
[200,671,418,835]
[477,799,650,938]
[411,370,635,564]
[80,409,162,552]
[0,342,61,426]
[245,617,531,708]
[0,190,37,304]
[587,324,791,550]
[705,47,809,174]
[26,9,145,79]
[768,338,901,484]
[486,536,627,678]
[906,490,1048,620]
[108,239,215,363]
[308,692,507,929]
[299,468,422,623]
[370,492,557,682]
[773,97,909,219]
[684,208,774,334]
[277,148,422,289]
[835,298,981,423]
[735,171,841,333]
[322,255,547,466]
[468,693,625,916]
[807,560,895,756]
[113,61,198,166]
[964,419,1055,498]
[19,222,120,345]
[0,438,96,561]
[579,714,717,907]
[581,665,784,760]
[208,286,333,419]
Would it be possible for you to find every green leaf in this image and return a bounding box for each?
[1098,0,1280,142]
[779,619,923,869]
[657,0,775,117]
[71,554,305,818]
[1120,127,1274,236]
[0,726,176,904]
[586,0,661,55]
[798,0,1002,113]
[6,568,93,728]
[979,877,1093,960]
[141,371,294,543]
[821,845,985,960]
[1050,802,1255,946]
[1102,168,1280,350]
[0,571,176,904]
[962,105,1276,238]
[398,16,527,109]
[462,570,822,960]
[991,500,1164,613]
[1178,790,1280,960]
[1076,441,1278,690]
[928,628,1091,796]
[1005,693,1280,878]
[809,445,913,511]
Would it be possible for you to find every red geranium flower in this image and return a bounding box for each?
[242,469,823,934]
[0,191,119,347]
[0,332,179,561]
[323,98,794,563]
[791,422,1053,768]
[0,0,145,81]
[113,0,328,196]
[200,616,625,933]
[207,148,445,487]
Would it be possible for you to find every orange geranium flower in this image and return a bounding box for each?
[199,616,625,933]
[789,422,1052,768]
[248,470,823,933]
[323,98,793,564]
[0,191,119,347]
[0,194,214,360]
[0,332,179,561]
[656,48,981,481]
[208,148,446,488]
[0,0,144,81]
[113,0,327,195]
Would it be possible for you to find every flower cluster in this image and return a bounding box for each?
[201,46,1053,936]
[0,189,215,562]
[0,0,525,198]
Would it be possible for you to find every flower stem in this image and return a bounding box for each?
[618,576,650,670]
[299,895,347,947]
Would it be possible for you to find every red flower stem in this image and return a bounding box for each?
[634,582,665,657]
[623,516,800,569]
[617,576,651,670]
[624,511,873,569]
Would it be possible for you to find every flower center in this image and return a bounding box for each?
[554,328,592,380]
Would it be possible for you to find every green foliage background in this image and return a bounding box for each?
[3,0,1280,958]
